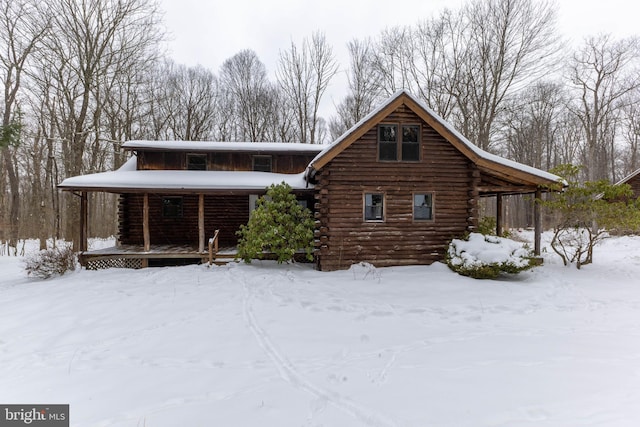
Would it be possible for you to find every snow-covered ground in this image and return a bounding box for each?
[1,232,640,426]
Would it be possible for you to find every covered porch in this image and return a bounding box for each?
[69,189,236,268]
[78,238,236,270]
[58,161,315,269]
[475,161,559,256]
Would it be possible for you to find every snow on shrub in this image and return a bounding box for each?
[24,246,77,279]
[446,233,535,279]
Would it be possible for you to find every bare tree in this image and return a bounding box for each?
[0,0,48,253]
[141,59,178,140]
[353,0,559,152]
[212,85,236,141]
[157,61,219,141]
[220,49,278,142]
[501,81,567,170]
[101,49,163,167]
[329,38,382,139]
[452,0,561,151]
[553,112,584,168]
[40,0,162,175]
[370,26,413,97]
[408,10,463,119]
[277,31,338,144]
[31,0,163,246]
[567,34,640,181]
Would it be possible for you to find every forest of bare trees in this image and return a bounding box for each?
[1,0,639,252]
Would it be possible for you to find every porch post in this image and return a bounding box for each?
[80,191,88,252]
[495,193,503,236]
[534,188,542,256]
[198,194,205,253]
[143,193,150,252]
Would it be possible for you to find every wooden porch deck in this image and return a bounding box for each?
[80,244,238,269]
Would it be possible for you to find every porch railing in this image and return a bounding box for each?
[208,229,220,266]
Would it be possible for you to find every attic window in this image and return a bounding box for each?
[378,124,421,162]
[187,154,207,170]
[253,155,272,172]
[402,125,420,161]
[378,125,397,161]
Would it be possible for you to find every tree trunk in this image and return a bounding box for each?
[2,147,20,254]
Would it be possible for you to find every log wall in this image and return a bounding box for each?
[137,151,315,173]
[119,194,249,247]
[118,192,316,248]
[315,104,478,271]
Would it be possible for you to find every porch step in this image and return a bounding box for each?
[205,252,239,266]
[213,253,237,259]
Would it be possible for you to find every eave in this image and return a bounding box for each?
[57,170,314,195]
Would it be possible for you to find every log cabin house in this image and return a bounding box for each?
[59,90,564,270]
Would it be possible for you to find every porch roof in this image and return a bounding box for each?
[58,157,311,194]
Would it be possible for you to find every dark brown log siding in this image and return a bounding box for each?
[315,104,478,271]
[119,192,316,248]
[137,151,316,173]
[119,194,249,247]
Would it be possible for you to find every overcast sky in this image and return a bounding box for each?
[158,0,639,116]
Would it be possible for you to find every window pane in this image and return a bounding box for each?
[379,142,397,161]
[402,125,419,142]
[253,156,272,172]
[414,194,433,220]
[379,125,397,142]
[379,125,398,161]
[211,153,230,171]
[187,154,207,170]
[365,193,384,221]
[162,197,183,218]
[402,142,420,161]
[402,125,420,161]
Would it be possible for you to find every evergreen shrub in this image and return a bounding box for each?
[237,182,315,263]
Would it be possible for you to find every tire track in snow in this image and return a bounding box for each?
[240,273,398,427]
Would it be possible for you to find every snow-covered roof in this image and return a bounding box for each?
[123,140,326,154]
[60,91,565,195]
[58,156,310,193]
[309,90,565,187]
